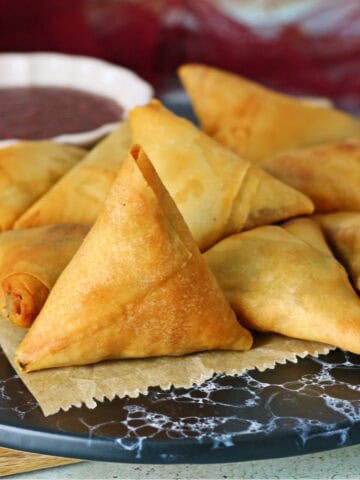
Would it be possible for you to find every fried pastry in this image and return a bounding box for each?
[0,224,89,327]
[0,141,85,231]
[205,218,360,354]
[130,101,313,251]
[315,212,360,291]
[179,64,360,161]
[15,122,131,229]
[258,140,360,213]
[16,145,252,372]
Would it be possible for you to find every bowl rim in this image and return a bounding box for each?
[0,52,153,147]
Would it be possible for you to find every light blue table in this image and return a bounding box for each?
[10,444,360,479]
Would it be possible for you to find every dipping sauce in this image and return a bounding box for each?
[0,86,124,140]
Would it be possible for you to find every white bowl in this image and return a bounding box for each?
[0,52,153,147]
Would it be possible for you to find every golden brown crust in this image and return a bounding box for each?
[205,219,360,354]
[0,141,85,231]
[3,274,49,328]
[258,140,360,213]
[179,64,360,161]
[16,146,252,372]
[282,217,333,255]
[315,212,360,291]
[130,101,313,251]
[242,167,313,230]
[0,224,89,327]
[14,122,131,229]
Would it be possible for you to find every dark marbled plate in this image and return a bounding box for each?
[0,97,359,463]
[0,350,360,463]
[0,347,359,463]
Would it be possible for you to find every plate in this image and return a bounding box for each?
[0,97,359,464]
[0,53,153,147]
[0,347,359,464]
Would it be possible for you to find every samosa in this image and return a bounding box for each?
[0,224,89,327]
[15,122,131,229]
[204,218,360,354]
[16,145,252,372]
[258,140,360,213]
[130,101,313,251]
[315,212,360,291]
[0,142,85,231]
[179,64,360,161]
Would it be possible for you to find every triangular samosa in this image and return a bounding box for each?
[315,212,360,291]
[179,64,360,161]
[0,142,85,231]
[258,140,360,213]
[204,218,360,354]
[16,145,252,372]
[0,224,89,328]
[15,122,131,229]
[130,101,313,251]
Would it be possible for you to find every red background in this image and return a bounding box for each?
[0,0,359,111]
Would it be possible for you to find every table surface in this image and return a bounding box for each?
[7,444,360,479]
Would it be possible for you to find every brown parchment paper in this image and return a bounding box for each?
[0,317,333,416]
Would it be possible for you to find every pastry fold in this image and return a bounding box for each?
[16,145,252,372]
[179,64,360,161]
[15,122,131,229]
[0,142,85,231]
[315,212,360,291]
[130,101,313,251]
[204,218,360,354]
[258,140,360,213]
[0,224,89,327]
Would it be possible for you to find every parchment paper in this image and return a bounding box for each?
[0,317,333,416]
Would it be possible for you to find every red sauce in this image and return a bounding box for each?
[0,86,124,140]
